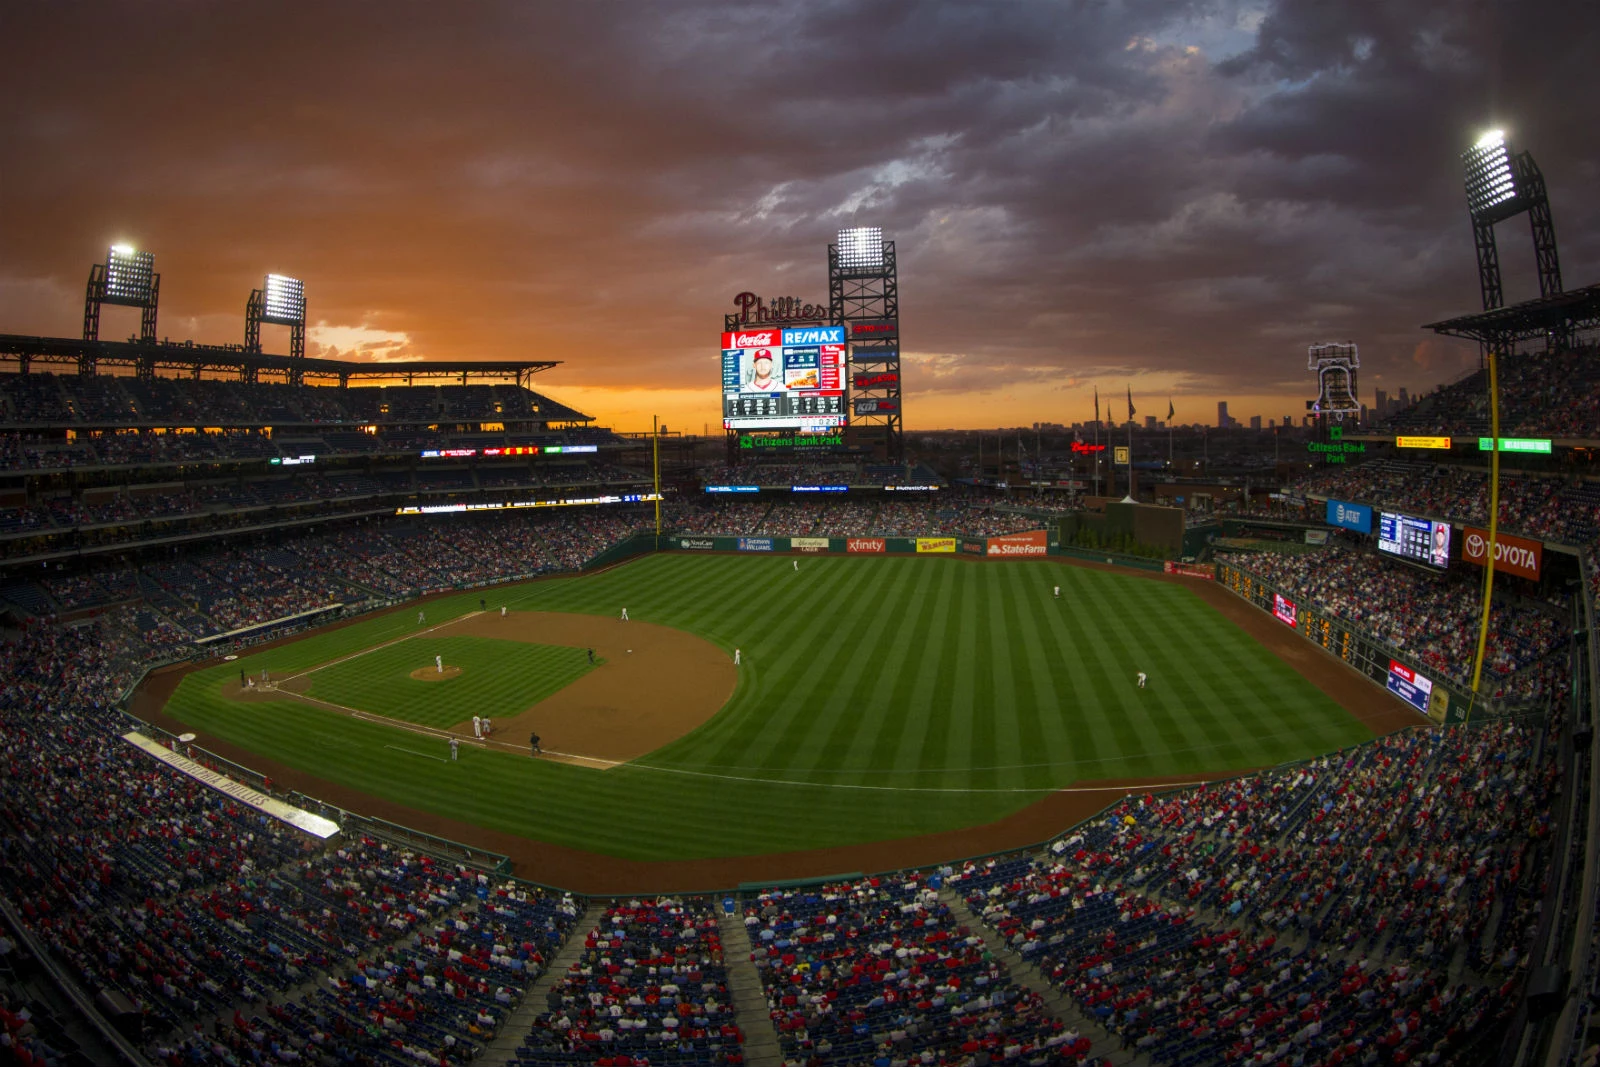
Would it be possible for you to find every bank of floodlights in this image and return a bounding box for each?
[261,274,307,324]
[84,243,160,342]
[836,226,885,272]
[1460,128,1563,311]
[245,272,308,369]
[105,244,156,303]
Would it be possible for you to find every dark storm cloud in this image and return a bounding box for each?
[1,0,1595,421]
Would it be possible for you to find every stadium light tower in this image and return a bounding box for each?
[245,273,308,383]
[1461,129,1563,312]
[830,226,902,463]
[83,244,160,353]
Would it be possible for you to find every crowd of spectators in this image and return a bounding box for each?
[744,874,1103,1066]
[1377,345,1600,439]
[1294,460,1600,547]
[0,374,598,431]
[1216,545,1565,688]
[519,897,745,1066]
[0,622,585,1065]
[954,718,1557,1065]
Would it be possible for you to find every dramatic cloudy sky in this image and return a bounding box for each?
[2,1,1596,430]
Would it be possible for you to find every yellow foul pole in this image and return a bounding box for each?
[1469,348,1501,702]
[652,415,662,537]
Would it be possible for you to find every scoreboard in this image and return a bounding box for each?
[1378,511,1450,568]
[721,325,847,431]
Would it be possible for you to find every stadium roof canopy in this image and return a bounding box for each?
[0,332,560,390]
[1424,283,1600,347]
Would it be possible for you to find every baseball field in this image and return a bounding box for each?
[148,553,1393,884]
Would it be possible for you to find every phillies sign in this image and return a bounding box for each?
[1461,527,1542,579]
[731,292,828,325]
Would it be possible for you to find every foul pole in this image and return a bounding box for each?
[1468,348,1502,710]
[653,415,662,536]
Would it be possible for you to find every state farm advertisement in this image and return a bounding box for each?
[985,530,1048,557]
[1461,527,1542,580]
[846,538,886,554]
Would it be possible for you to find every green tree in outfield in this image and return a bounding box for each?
[1068,525,1172,561]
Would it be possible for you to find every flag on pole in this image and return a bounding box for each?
[1167,399,1175,421]
[1127,386,1136,422]
[1092,386,1099,426]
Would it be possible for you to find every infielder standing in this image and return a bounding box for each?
[473,715,483,739]
[418,610,426,625]
[450,737,460,761]
[734,648,741,665]
[620,607,629,621]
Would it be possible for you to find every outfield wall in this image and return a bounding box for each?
[1215,560,1536,724]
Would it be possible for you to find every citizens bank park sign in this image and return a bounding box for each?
[1461,527,1542,580]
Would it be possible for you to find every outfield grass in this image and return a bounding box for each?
[306,635,592,727]
[161,554,1375,861]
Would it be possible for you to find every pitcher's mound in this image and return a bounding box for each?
[410,666,462,682]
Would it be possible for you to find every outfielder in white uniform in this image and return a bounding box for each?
[1053,585,1060,599]
[734,648,741,665]
[1136,672,1147,689]
[500,606,507,617]
[793,560,799,572]
[620,607,629,621]
[418,610,426,625]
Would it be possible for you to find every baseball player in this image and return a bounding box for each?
[472,715,482,739]
[500,605,507,618]
[1136,672,1147,689]
[418,610,426,625]
[1053,585,1060,599]
[620,607,629,621]
[436,654,443,674]
[450,737,459,761]
[746,349,781,391]
[793,559,799,572]
[734,648,741,666]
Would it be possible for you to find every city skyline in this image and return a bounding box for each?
[2,1,1595,434]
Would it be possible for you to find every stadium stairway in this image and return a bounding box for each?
[939,888,1150,1067]
[477,897,608,1067]
[716,906,785,1067]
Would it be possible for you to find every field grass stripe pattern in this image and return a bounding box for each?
[162,554,1375,861]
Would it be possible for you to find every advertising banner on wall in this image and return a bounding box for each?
[737,537,774,552]
[985,530,1048,557]
[680,538,716,550]
[915,537,956,554]
[1386,659,1433,714]
[960,539,985,556]
[1325,499,1373,534]
[847,538,886,554]
[1272,593,1298,627]
[1460,527,1543,579]
[790,537,830,552]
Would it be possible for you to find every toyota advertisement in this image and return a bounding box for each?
[1460,527,1543,580]
[722,326,847,431]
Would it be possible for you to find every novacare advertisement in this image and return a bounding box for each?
[985,530,1048,557]
[916,537,956,554]
[680,538,715,550]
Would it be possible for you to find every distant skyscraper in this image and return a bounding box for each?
[1374,389,1388,418]
[1398,387,1410,408]
[1144,415,1157,430]
[1282,416,1292,428]
[1249,415,1262,430]
[1217,401,1230,428]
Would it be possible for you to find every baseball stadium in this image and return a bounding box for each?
[4,23,1600,1067]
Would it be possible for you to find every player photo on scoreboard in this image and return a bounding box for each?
[739,346,786,392]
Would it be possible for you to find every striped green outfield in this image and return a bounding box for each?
[306,636,593,728]
[161,554,1373,861]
